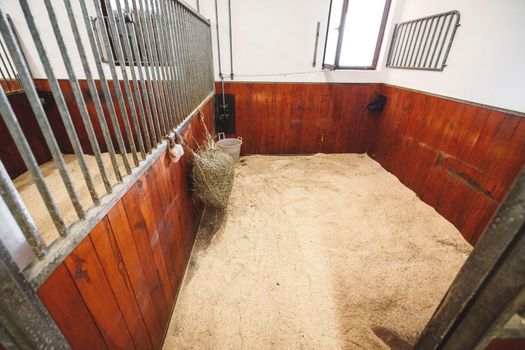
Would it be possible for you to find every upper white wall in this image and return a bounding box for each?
[384,0,525,113]
[197,0,401,83]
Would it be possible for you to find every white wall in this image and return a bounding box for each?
[197,0,401,83]
[384,0,525,113]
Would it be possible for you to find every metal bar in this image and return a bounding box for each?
[95,0,146,160]
[228,0,234,79]
[393,23,408,66]
[163,0,184,127]
[130,0,164,143]
[179,3,193,116]
[122,0,159,147]
[78,0,132,176]
[402,20,419,66]
[107,0,152,153]
[441,12,461,70]
[0,51,15,91]
[434,13,455,69]
[412,19,428,68]
[214,0,223,80]
[10,1,102,208]
[6,15,29,85]
[386,23,398,66]
[62,0,123,184]
[142,0,169,137]
[428,14,446,68]
[154,0,176,132]
[414,167,525,349]
[187,8,199,107]
[408,20,423,66]
[0,38,18,89]
[90,6,141,166]
[0,75,67,238]
[42,0,113,195]
[174,3,191,116]
[167,0,186,125]
[0,161,46,259]
[418,17,435,67]
[399,21,415,67]
[423,16,441,67]
[4,5,85,222]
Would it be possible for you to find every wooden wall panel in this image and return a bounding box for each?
[217,82,382,155]
[369,85,525,244]
[38,99,214,349]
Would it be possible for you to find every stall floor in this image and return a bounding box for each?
[163,153,471,349]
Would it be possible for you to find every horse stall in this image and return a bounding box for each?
[0,0,524,349]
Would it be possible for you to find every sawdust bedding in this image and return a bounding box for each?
[163,153,471,350]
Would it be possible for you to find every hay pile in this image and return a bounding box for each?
[192,146,234,208]
[189,111,234,210]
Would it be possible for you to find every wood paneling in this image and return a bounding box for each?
[217,82,382,154]
[38,99,214,349]
[369,85,525,244]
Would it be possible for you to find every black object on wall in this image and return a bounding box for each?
[367,94,387,112]
[214,93,236,134]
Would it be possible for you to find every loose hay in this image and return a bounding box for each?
[192,147,234,208]
[189,111,235,210]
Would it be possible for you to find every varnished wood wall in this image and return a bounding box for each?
[217,82,382,154]
[37,100,213,350]
[369,85,525,245]
[218,82,525,246]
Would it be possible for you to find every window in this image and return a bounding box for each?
[323,0,391,70]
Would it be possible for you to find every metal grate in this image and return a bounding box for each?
[386,10,460,71]
[0,28,21,93]
[0,0,214,281]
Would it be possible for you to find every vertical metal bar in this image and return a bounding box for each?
[94,0,146,160]
[0,79,67,237]
[418,17,435,67]
[441,12,461,71]
[3,5,85,221]
[423,16,441,67]
[41,0,113,195]
[228,0,233,79]
[399,21,415,67]
[0,161,46,259]
[408,20,423,67]
[0,52,15,91]
[78,0,132,175]
[413,19,429,68]
[393,23,407,66]
[130,0,163,143]
[174,2,191,118]
[214,0,223,80]
[184,8,197,108]
[111,0,153,152]
[15,2,102,207]
[434,14,454,69]
[163,0,184,127]
[62,0,123,184]
[6,15,28,85]
[429,15,446,68]
[124,0,162,145]
[90,16,139,170]
[142,0,169,136]
[154,0,176,132]
[386,23,398,66]
[0,39,17,89]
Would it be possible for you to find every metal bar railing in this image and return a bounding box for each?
[0,0,214,279]
[387,10,460,71]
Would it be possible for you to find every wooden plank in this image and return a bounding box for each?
[106,202,164,349]
[63,237,135,349]
[38,264,108,350]
[122,184,171,326]
[89,218,154,350]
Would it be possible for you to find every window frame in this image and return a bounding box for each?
[322,0,392,70]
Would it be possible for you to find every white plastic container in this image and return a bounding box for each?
[217,132,243,161]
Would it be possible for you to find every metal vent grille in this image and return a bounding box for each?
[386,10,460,71]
